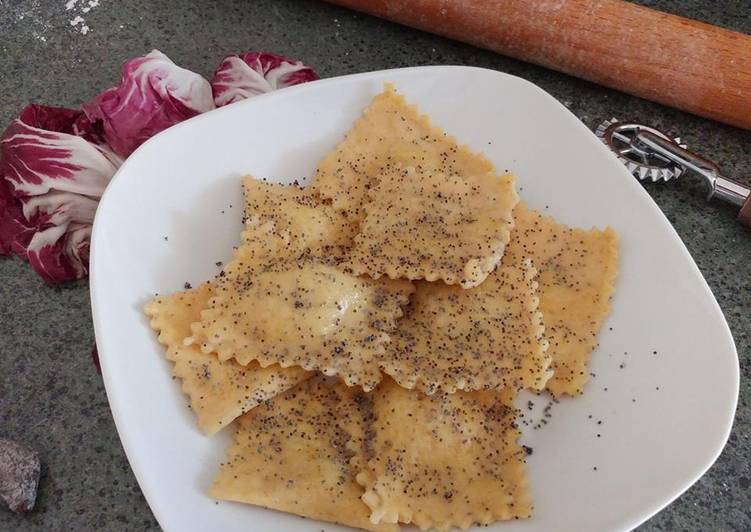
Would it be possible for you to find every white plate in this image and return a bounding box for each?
[90,66,739,532]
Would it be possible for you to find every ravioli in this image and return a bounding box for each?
[312,84,497,223]
[380,260,551,394]
[503,203,619,395]
[191,228,413,391]
[210,376,398,531]
[242,176,357,261]
[346,165,518,288]
[357,378,531,530]
[144,283,309,434]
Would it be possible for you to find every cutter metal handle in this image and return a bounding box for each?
[634,131,749,207]
[596,119,751,227]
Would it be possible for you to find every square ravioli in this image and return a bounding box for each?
[345,165,518,287]
[312,84,497,223]
[379,259,551,395]
[242,176,357,261]
[209,376,398,532]
[357,378,531,530]
[143,283,309,435]
[190,223,414,391]
[503,203,619,395]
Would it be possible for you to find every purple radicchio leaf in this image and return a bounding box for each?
[82,49,215,158]
[0,177,34,257]
[211,51,318,107]
[91,344,101,374]
[0,104,121,284]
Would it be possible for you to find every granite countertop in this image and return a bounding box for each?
[1,0,749,530]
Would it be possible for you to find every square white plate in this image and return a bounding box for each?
[90,66,739,532]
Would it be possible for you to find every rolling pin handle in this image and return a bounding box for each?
[737,196,751,228]
[713,177,751,209]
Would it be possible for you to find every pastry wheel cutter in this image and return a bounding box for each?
[596,119,751,228]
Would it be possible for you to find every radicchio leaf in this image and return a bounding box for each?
[1,49,317,284]
[0,177,34,257]
[83,50,215,158]
[211,51,318,107]
[0,104,121,284]
[91,344,101,373]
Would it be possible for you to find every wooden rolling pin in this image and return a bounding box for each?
[326,0,751,130]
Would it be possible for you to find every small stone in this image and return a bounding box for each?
[0,439,41,513]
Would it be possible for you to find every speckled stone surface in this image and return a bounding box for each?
[0,0,749,530]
